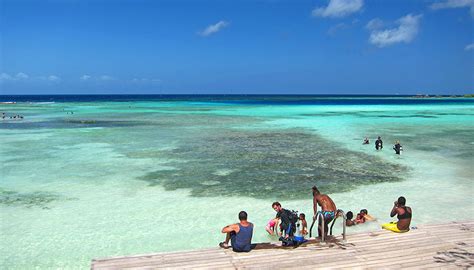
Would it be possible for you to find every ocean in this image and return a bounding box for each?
[1,95,473,269]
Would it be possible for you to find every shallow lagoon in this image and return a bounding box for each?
[1,96,473,268]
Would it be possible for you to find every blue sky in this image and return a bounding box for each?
[1,0,473,94]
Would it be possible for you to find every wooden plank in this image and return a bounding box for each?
[91,221,474,269]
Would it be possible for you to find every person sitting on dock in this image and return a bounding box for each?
[294,213,308,244]
[382,196,412,233]
[312,185,337,238]
[219,211,254,252]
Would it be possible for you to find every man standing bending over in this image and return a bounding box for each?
[312,186,337,238]
[219,211,254,252]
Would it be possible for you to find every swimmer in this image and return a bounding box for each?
[363,137,370,144]
[345,211,357,226]
[355,209,376,223]
[360,209,375,221]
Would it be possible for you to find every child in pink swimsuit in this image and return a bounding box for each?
[265,218,280,235]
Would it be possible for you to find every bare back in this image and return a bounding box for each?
[313,194,337,214]
[397,206,412,231]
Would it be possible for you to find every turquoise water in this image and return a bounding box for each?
[1,97,473,269]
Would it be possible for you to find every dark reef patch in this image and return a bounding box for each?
[0,188,72,209]
[138,130,408,199]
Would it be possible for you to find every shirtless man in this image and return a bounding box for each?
[312,186,337,238]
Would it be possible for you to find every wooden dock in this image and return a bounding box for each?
[92,221,474,269]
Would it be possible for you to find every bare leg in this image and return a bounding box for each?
[324,220,329,238]
[219,232,231,248]
[224,232,231,245]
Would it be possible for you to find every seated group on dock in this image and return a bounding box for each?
[219,185,412,252]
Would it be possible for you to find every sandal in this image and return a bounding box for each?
[219,242,229,249]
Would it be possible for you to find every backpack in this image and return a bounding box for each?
[280,209,299,236]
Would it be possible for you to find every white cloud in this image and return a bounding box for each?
[366,18,384,30]
[368,14,422,48]
[16,72,29,80]
[465,43,474,50]
[100,75,115,81]
[131,78,161,83]
[47,75,60,81]
[38,75,60,81]
[1,72,29,81]
[81,75,91,80]
[1,72,61,82]
[0,73,13,81]
[430,0,474,17]
[198,21,229,37]
[312,0,364,18]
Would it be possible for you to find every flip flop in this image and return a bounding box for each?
[219,242,229,249]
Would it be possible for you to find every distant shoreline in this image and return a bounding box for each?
[1,94,473,104]
[0,94,473,97]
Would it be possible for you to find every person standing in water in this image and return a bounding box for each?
[393,140,403,155]
[375,136,383,150]
[312,186,337,239]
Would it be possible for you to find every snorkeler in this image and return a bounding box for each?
[393,141,403,155]
[375,136,383,150]
[312,186,337,238]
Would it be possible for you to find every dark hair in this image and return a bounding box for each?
[272,202,281,208]
[238,211,248,221]
[398,196,406,206]
[299,213,305,219]
[312,186,320,195]
[360,209,368,215]
[346,211,353,220]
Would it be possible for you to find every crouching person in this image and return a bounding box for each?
[219,211,254,252]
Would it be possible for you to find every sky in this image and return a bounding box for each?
[0,0,473,95]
